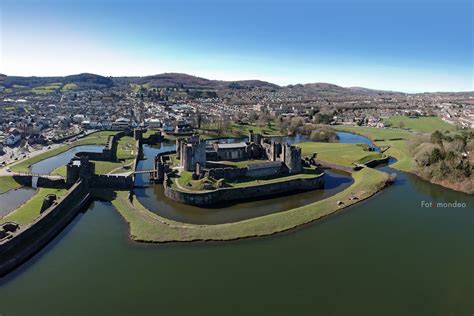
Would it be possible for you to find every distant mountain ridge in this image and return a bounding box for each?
[0,72,472,96]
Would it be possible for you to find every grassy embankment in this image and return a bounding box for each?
[0,176,23,194]
[384,116,458,133]
[331,125,413,172]
[112,167,391,242]
[0,188,67,225]
[51,135,137,175]
[297,142,386,166]
[11,131,118,173]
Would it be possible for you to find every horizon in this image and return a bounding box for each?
[1,0,473,93]
[2,71,474,94]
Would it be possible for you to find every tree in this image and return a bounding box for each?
[429,147,445,164]
[430,130,444,146]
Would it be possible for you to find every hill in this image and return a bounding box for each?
[0,73,113,91]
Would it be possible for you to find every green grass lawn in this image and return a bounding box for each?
[112,167,392,242]
[116,136,136,160]
[331,125,413,171]
[94,160,134,174]
[0,176,23,194]
[229,169,321,188]
[31,83,63,94]
[176,166,322,191]
[384,116,457,132]
[1,188,67,225]
[214,159,270,168]
[297,142,384,166]
[11,131,118,173]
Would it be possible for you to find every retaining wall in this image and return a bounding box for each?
[164,173,325,206]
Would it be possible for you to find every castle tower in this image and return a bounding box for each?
[178,136,206,172]
[282,143,302,174]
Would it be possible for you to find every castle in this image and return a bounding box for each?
[170,131,302,176]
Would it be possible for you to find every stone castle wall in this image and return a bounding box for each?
[164,173,324,206]
[90,174,134,189]
[0,180,90,276]
[13,175,66,189]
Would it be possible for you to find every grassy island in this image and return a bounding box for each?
[331,125,413,171]
[112,167,392,242]
[297,142,386,166]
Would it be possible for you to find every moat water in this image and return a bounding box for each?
[0,145,105,219]
[30,144,104,174]
[0,133,472,316]
[135,137,353,224]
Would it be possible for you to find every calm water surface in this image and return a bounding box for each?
[0,133,472,316]
[30,144,104,174]
[0,188,35,217]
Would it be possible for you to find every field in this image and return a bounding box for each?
[384,116,457,132]
[31,83,63,94]
[111,167,392,242]
[331,125,413,171]
[297,142,385,166]
[10,131,118,173]
[0,188,67,225]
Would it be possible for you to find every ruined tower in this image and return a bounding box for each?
[281,143,302,174]
[178,136,206,172]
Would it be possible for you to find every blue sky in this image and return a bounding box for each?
[1,0,472,92]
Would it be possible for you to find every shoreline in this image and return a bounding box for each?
[331,125,472,195]
[413,171,473,195]
[111,167,394,243]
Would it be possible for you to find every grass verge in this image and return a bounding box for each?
[111,167,392,242]
[1,188,67,225]
[0,176,23,194]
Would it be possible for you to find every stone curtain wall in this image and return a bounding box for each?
[0,180,90,276]
[204,162,283,181]
[165,173,325,206]
[91,174,134,189]
[13,175,66,189]
[205,167,248,181]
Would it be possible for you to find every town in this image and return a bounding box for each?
[1,73,473,165]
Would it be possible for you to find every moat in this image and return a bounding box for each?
[0,132,472,315]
